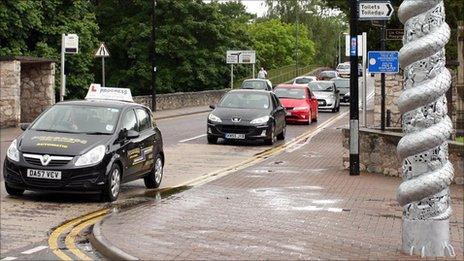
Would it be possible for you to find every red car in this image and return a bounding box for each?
[274,84,318,124]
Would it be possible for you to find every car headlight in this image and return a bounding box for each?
[75,145,106,167]
[208,114,222,123]
[293,106,309,111]
[250,116,270,125]
[7,139,19,162]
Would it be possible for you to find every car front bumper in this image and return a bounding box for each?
[3,157,109,193]
[207,122,272,140]
[317,99,336,110]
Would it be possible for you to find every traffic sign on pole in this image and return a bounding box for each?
[358,1,393,21]
[94,43,110,87]
[94,43,110,57]
[368,51,399,73]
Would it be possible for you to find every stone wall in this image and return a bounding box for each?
[133,89,227,111]
[20,63,55,122]
[372,71,462,136]
[0,61,21,128]
[341,128,464,185]
[373,74,403,128]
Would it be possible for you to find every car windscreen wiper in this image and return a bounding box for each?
[85,131,111,135]
[32,129,79,134]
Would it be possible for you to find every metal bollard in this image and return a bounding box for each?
[396,0,455,257]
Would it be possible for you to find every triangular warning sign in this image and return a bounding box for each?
[94,43,110,57]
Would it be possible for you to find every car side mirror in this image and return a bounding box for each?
[20,123,30,131]
[126,130,140,139]
[209,105,216,110]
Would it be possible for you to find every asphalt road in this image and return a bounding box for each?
[0,106,348,259]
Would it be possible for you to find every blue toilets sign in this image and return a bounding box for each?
[368,51,399,73]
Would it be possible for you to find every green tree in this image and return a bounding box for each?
[95,0,253,95]
[0,0,100,99]
[248,19,315,69]
[266,0,347,66]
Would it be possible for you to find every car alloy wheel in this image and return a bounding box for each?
[110,168,121,199]
[154,157,163,184]
[144,154,164,189]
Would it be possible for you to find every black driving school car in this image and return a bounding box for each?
[207,89,286,145]
[3,85,164,201]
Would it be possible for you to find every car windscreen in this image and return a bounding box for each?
[308,82,334,92]
[320,71,336,78]
[30,104,121,134]
[334,79,350,89]
[274,88,307,99]
[294,78,313,84]
[337,64,349,69]
[241,81,267,90]
[218,92,270,110]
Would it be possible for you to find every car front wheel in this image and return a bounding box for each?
[265,123,277,145]
[102,164,121,202]
[144,154,164,189]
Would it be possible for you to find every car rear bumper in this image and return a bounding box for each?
[285,110,310,123]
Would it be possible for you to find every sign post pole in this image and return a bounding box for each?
[60,34,79,101]
[349,0,360,176]
[362,32,368,127]
[230,64,234,89]
[381,20,386,131]
[60,34,65,102]
[102,57,105,87]
[94,43,110,88]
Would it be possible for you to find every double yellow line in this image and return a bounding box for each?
[49,111,347,260]
[49,209,109,260]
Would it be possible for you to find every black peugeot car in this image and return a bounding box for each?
[207,89,286,145]
[3,91,164,201]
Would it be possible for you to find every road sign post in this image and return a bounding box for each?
[381,21,386,131]
[60,34,79,101]
[226,50,256,89]
[94,43,110,87]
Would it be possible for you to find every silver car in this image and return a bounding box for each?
[308,81,340,112]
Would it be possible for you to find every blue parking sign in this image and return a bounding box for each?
[368,51,399,73]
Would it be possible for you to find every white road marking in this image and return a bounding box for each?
[21,245,48,255]
[1,257,17,261]
[179,134,207,143]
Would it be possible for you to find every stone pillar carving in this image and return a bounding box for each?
[396,0,454,257]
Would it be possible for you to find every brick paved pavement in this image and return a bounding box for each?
[97,118,464,260]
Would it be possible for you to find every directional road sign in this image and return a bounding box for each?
[358,1,394,21]
[95,43,110,57]
[368,51,399,74]
[226,50,256,64]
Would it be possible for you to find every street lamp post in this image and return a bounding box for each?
[397,0,455,257]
